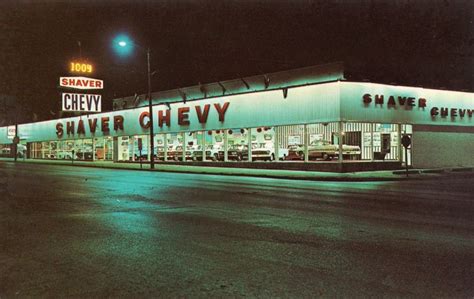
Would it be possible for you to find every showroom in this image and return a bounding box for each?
[1,64,473,171]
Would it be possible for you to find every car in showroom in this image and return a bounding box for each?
[192,144,223,161]
[287,140,361,161]
[240,143,289,161]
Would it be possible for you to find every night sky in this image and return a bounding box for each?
[1,0,473,123]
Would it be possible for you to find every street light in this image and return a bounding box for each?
[113,35,155,169]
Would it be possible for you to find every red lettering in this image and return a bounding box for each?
[440,108,448,117]
[362,94,372,104]
[88,118,97,133]
[159,110,171,127]
[114,115,124,130]
[178,107,190,126]
[459,109,466,117]
[66,121,74,135]
[61,78,68,86]
[387,96,396,107]
[139,111,151,129]
[450,108,457,117]
[77,119,85,134]
[468,109,474,117]
[375,95,384,105]
[430,107,439,116]
[101,117,110,133]
[214,102,230,122]
[195,104,210,123]
[398,96,407,105]
[418,98,427,108]
[56,123,63,138]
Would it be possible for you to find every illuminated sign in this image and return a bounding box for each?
[69,62,93,73]
[7,126,15,138]
[62,93,102,112]
[362,93,474,119]
[60,77,103,90]
[55,101,230,137]
[430,107,474,118]
[362,93,427,108]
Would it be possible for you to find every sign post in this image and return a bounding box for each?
[12,124,18,162]
[138,138,143,169]
[401,134,411,177]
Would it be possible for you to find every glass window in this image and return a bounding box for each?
[117,136,130,161]
[95,137,114,161]
[166,133,183,161]
[242,127,276,162]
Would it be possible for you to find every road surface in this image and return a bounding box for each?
[1,163,473,297]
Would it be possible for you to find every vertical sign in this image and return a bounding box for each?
[7,126,16,139]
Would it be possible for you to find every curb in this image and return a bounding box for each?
[0,159,413,182]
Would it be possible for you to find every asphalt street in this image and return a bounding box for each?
[1,163,473,297]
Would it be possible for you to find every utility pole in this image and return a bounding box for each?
[147,47,155,169]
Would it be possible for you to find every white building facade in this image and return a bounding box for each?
[1,65,473,171]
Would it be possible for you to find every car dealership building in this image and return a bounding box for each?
[1,63,473,172]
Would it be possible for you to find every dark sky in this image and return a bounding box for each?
[1,0,473,123]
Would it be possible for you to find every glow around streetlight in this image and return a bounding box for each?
[112,34,134,57]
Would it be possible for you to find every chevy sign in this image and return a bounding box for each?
[62,93,102,112]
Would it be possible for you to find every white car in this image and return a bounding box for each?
[241,143,289,161]
[289,140,361,160]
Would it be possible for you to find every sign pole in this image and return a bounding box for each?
[13,123,18,162]
[405,146,409,177]
[401,134,411,178]
[139,149,143,169]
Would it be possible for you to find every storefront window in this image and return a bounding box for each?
[154,134,166,161]
[73,139,93,161]
[57,140,74,159]
[224,128,247,162]
[165,133,183,161]
[95,137,114,161]
[197,130,221,161]
[0,144,12,158]
[241,127,275,162]
[117,136,130,161]
[277,124,305,162]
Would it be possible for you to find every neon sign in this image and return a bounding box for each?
[69,62,93,73]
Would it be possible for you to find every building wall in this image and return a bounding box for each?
[340,82,474,127]
[0,82,341,144]
[412,126,474,168]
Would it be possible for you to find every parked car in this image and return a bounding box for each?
[166,145,180,161]
[57,151,73,159]
[217,143,288,161]
[222,144,245,161]
[287,140,361,161]
[240,143,285,161]
[192,144,222,161]
[174,145,196,161]
[76,151,93,160]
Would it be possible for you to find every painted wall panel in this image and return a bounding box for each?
[0,83,340,144]
[340,82,474,126]
[412,130,474,168]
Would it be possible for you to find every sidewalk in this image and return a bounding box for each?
[1,157,472,181]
